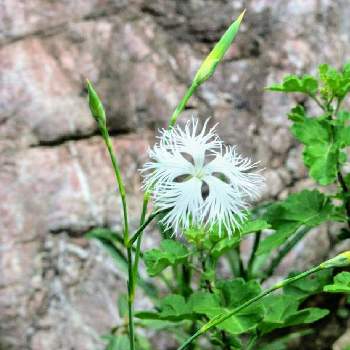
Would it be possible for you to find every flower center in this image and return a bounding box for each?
[192,167,205,180]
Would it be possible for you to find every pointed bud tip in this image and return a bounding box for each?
[341,251,350,261]
[86,79,106,123]
[237,9,246,22]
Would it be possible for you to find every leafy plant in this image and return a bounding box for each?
[83,11,350,350]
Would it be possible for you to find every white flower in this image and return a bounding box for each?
[142,118,264,236]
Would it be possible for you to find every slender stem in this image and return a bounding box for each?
[247,231,261,279]
[338,171,350,228]
[309,94,324,110]
[101,126,129,243]
[169,82,199,127]
[131,194,149,294]
[262,226,310,281]
[98,122,134,349]
[235,246,246,279]
[127,248,135,348]
[200,250,213,293]
[128,209,166,247]
[247,333,258,350]
[176,265,324,350]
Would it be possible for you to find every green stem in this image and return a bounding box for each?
[131,194,149,293]
[169,82,199,127]
[127,247,135,348]
[247,231,261,279]
[309,94,325,110]
[235,246,246,279]
[247,332,258,350]
[176,265,324,350]
[98,122,134,349]
[102,130,129,242]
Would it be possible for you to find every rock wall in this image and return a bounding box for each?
[1,0,350,349]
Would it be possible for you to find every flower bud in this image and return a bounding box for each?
[320,251,350,269]
[86,80,106,124]
[193,10,245,86]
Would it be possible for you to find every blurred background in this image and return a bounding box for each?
[1,0,350,349]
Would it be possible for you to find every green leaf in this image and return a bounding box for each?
[267,75,318,95]
[102,335,130,350]
[257,190,340,255]
[143,239,189,276]
[189,291,222,315]
[159,294,194,321]
[141,281,264,334]
[210,236,241,259]
[135,294,194,322]
[337,126,350,148]
[259,295,329,334]
[284,269,332,300]
[319,63,350,100]
[216,279,262,308]
[210,219,270,259]
[241,219,271,235]
[324,271,350,293]
[289,106,339,185]
[285,307,329,326]
[213,279,264,335]
[194,11,245,85]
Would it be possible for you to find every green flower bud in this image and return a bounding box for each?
[320,251,350,269]
[86,80,106,123]
[193,10,245,86]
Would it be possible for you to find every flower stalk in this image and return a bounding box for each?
[87,80,135,349]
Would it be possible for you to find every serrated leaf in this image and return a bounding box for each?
[143,239,189,276]
[289,106,339,185]
[324,271,350,293]
[216,278,262,308]
[267,75,318,95]
[257,190,341,255]
[213,279,264,335]
[138,280,264,334]
[136,294,194,322]
[159,294,194,321]
[319,63,350,99]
